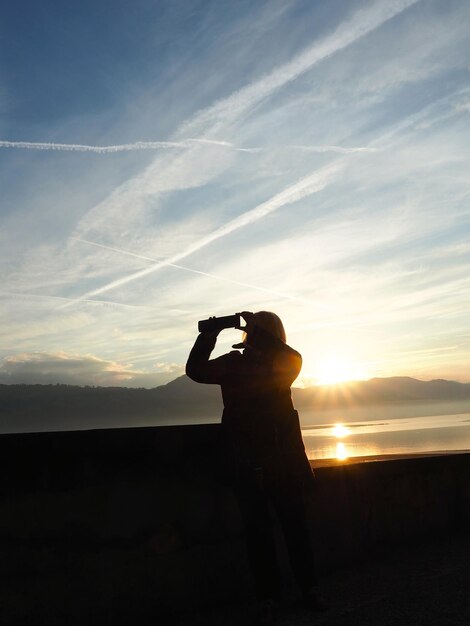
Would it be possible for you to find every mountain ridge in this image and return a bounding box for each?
[1,375,469,433]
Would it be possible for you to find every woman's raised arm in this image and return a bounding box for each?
[186,331,235,384]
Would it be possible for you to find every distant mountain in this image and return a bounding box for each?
[1,376,470,433]
[292,376,470,408]
[0,376,221,433]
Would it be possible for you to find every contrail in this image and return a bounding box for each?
[60,86,463,310]
[10,0,416,160]
[0,138,259,154]
[292,145,379,154]
[0,138,377,155]
[371,87,470,147]
[60,160,340,308]
[180,0,420,135]
[60,0,421,307]
[71,237,314,304]
[0,290,146,309]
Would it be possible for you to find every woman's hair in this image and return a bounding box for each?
[243,311,287,344]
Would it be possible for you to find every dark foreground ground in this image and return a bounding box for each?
[168,533,470,626]
[2,427,468,625]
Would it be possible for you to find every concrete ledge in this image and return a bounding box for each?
[1,425,469,624]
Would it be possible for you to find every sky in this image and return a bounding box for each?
[0,0,469,388]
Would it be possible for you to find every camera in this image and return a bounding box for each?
[198,313,241,334]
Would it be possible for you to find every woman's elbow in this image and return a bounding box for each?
[185,362,197,381]
[185,362,207,383]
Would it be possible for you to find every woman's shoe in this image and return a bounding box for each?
[253,599,277,625]
[301,587,329,612]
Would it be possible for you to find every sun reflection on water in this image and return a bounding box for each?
[336,441,348,460]
[332,423,350,460]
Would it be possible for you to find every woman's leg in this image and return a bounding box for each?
[271,476,317,594]
[233,478,282,601]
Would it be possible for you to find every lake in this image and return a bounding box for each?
[300,402,470,461]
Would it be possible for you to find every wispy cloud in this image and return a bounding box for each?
[72,237,313,303]
[0,290,147,310]
[2,0,469,388]
[65,87,464,306]
[69,0,420,260]
[179,0,420,135]
[62,160,341,306]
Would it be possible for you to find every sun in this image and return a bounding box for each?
[332,423,350,438]
[314,354,368,385]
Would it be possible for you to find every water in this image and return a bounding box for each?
[301,404,470,461]
[178,401,470,461]
[4,398,468,462]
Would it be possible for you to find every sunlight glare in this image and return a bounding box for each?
[315,354,368,385]
[332,423,350,438]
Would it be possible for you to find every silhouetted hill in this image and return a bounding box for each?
[0,376,221,433]
[1,376,470,433]
[293,376,470,408]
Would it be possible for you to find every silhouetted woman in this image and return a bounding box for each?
[186,311,323,624]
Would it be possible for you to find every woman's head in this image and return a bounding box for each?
[243,311,286,344]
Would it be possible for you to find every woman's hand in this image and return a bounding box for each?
[200,317,221,339]
[237,311,256,335]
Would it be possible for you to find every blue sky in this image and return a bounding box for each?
[1,0,469,387]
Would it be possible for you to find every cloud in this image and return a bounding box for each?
[63,0,418,286]
[1,290,147,310]
[61,159,342,306]
[62,85,467,308]
[0,352,182,387]
[304,2,470,105]
[72,237,311,303]
[179,0,420,135]
[5,2,431,316]
[2,0,469,385]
